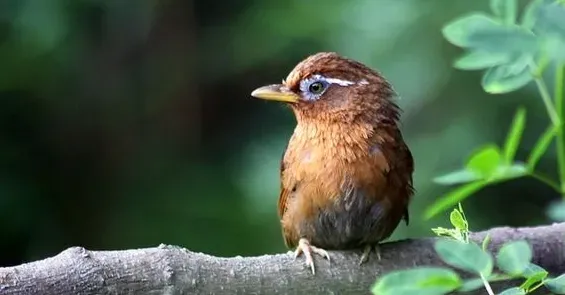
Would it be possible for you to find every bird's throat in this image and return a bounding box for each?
[290,122,375,162]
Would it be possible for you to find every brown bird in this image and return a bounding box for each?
[250,52,414,274]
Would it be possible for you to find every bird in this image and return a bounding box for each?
[250,52,414,274]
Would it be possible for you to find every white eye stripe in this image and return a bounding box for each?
[324,77,355,86]
[298,74,370,101]
[306,74,368,87]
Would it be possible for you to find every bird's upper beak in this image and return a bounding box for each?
[250,84,299,103]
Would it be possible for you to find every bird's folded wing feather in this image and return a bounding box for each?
[277,143,290,219]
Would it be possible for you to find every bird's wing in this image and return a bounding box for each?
[280,187,297,248]
[382,137,414,226]
[367,129,414,226]
[277,143,298,248]
[348,137,413,245]
[400,141,415,225]
[277,142,290,219]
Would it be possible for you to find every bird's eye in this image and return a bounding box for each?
[308,81,325,94]
[299,75,330,101]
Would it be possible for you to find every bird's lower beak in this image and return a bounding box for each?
[250,84,299,103]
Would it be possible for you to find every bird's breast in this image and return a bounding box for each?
[280,123,396,249]
[282,123,387,195]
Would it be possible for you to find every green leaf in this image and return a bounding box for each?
[442,13,538,54]
[521,276,544,292]
[453,51,511,70]
[490,0,517,24]
[493,163,528,180]
[498,287,526,295]
[433,169,481,185]
[371,267,461,295]
[443,13,500,47]
[435,240,493,276]
[482,233,491,251]
[457,202,465,214]
[526,0,565,62]
[545,274,565,294]
[547,201,565,221]
[544,36,565,62]
[481,54,533,94]
[522,263,547,279]
[425,181,488,219]
[449,209,468,232]
[527,125,558,169]
[520,264,548,291]
[466,145,502,177]
[459,278,484,292]
[503,108,526,162]
[536,1,565,38]
[496,240,532,276]
[521,0,545,29]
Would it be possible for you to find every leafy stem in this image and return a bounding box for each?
[530,171,562,193]
[555,63,565,195]
[526,280,547,294]
[530,60,560,126]
[480,273,495,295]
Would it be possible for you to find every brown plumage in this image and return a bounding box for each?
[251,52,414,274]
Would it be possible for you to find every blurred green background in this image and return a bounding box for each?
[0,0,560,266]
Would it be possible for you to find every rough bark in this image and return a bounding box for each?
[1,223,564,295]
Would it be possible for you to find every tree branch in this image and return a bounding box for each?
[1,223,565,295]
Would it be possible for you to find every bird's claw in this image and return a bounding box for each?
[359,244,381,265]
[294,238,330,274]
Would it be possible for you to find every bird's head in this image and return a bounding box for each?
[251,52,398,124]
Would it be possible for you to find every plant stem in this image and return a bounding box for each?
[530,172,562,193]
[527,280,546,293]
[480,273,495,295]
[533,72,560,126]
[556,63,565,195]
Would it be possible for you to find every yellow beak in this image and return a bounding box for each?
[250,84,299,103]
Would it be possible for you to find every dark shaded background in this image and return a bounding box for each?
[0,0,560,267]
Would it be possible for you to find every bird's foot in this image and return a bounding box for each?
[359,244,381,265]
[294,238,330,274]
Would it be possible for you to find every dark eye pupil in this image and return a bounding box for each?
[309,82,323,93]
